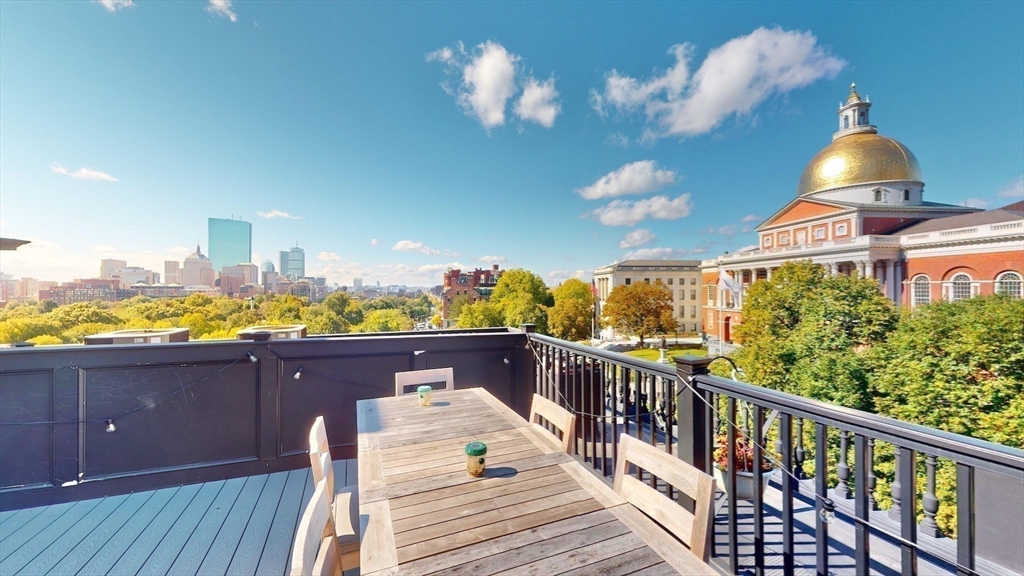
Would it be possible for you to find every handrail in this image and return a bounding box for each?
[527,333,676,378]
[691,373,1024,476]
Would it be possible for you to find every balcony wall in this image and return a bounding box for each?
[0,328,534,510]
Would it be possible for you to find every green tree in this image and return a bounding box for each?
[46,302,120,330]
[261,294,306,324]
[353,309,414,333]
[490,269,550,331]
[600,280,674,346]
[549,278,595,342]
[0,316,64,344]
[301,307,346,335]
[26,334,64,346]
[456,301,504,328]
[449,294,470,321]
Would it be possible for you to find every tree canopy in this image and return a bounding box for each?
[548,278,594,342]
[600,280,674,346]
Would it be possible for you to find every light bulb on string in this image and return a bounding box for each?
[246,352,258,363]
[293,368,303,380]
[105,419,117,433]
[819,497,836,524]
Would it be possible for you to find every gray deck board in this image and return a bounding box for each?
[137,480,226,575]
[167,476,247,576]
[0,500,75,555]
[106,483,203,576]
[225,470,290,575]
[196,474,269,576]
[77,485,181,576]
[254,467,309,576]
[0,507,40,542]
[46,491,154,576]
[0,498,104,574]
[17,493,130,575]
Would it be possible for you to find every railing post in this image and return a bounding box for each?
[836,430,852,499]
[920,454,942,538]
[868,437,878,510]
[889,445,902,521]
[675,355,714,514]
[795,417,806,479]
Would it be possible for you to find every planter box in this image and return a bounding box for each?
[714,466,776,500]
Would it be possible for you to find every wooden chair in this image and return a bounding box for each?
[613,433,716,561]
[394,367,454,396]
[289,477,342,576]
[308,417,360,571]
[528,393,577,454]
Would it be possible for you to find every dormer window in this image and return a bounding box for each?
[764,237,772,247]
[843,115,850,129]
[903,189,910,201]
[873,189,884,202]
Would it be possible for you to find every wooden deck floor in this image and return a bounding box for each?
[0,460,359,576]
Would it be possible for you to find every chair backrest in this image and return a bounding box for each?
[289,477,342,576]
[394,367,454,396]
[309,416,334,504]
[529,393,577,454]
[612,433,716,561]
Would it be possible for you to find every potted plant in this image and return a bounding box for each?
[713,433,775,500]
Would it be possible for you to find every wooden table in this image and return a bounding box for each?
[356,388,715,575]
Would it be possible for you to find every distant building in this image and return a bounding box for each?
[208,218,252,272]
[100,259,127,279]
[701,85,1021,350]
[15,278,58,301]
[164,261,181,285]
[441,265,503,327]
[39,278,130,305]
[279,246,305,279]
[353,278,363,289]
[220,263,260,296]
[261,260,275,273]
[183,245,215,288]
[111,266,159,285]
[593,260,704,338]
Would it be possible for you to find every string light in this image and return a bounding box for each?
[105,419,117,433]
[503,357,510,365]
[246,352,258,363]
[819,497,836,524]
[293,368,303,380]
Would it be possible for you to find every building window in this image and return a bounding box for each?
[625,278,631,285]
[706,283,715,303]
[764,237,772,247]
[843,115,850,129]
[667,278,673,285]
[689,289,696,300]
[996,272,1023,298]
[874,189,884,202]
[690,278,696,285]
[814,228,825,240]
[644,278,650,283]
[707,311,713,326]
[903,189,910,201]
[679,306,684,318]
[796,231,806,244]
[690,305,697,318]
[836,223,848,235]
[951,273,972,301]
[679,289,685,300]
[912,275,930,307]
[779,234,789,245]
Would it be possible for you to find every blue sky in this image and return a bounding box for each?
[1,1,1022,286]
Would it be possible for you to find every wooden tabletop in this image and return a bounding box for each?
[356,388,715,575]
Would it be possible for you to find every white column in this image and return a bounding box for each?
[885,259,895,301]
[829,262,839,276]
[865,260,875,279]
[766,267,773,280]
[856,261,866,277]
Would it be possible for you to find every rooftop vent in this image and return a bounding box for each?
[83,328,190,345]
[236,324,307,341]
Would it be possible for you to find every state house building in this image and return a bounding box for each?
[701,85,1024,348]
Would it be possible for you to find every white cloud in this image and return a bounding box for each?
[588,194,693,226]
[392,240,441,256]
[741,214,760,222]
[717,224,737,236]
[605,132,630,148]
[591,27,845,139]
[257,209,302,220]
[962,198,990,209]
[477,255,508,265]
[547,269,592,283]
[514,77,561,127]
[622,246,707,260]
[97,0,134,11]
[736,244,759,253]
[619,229,656,249]
[51,162,117,182]
[429,41,559,130]
[443,249,462,258]
[416,262,468,275]
[318,252,341,262]
[93,245,117,254]
[997,175,1023,200]
[206,0,237,21]
[576,160,677,200]
[370,238,379,246]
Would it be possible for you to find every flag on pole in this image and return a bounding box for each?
[719,268,741,296]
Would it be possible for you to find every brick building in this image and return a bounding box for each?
[441,265,503,327]
[701,85,1023,350]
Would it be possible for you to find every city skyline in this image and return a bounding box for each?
[1,2,1021,287]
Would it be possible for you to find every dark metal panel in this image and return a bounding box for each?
[855,434,870,573]
[974,468,1024,574]
[82,362,259,479]
[0,371,53,490]
[956,463,975,576]
[898,445,918,576]
[814,423,829,576]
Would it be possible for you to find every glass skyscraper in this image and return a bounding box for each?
[208,218,252,272]
[279,246,305,279]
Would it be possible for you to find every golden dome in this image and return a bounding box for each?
[797,132,921,196]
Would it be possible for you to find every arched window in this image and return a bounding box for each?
[996,272,1023,298]
[912,275,931,307]
[951,273,972,301]
[874,189,884,202]
[903,189,910,201]
[843,115,850,129]
[859,111,866,125]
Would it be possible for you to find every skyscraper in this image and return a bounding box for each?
[280,245,305,279]
[100,259,127,279]
[208,218,252,272]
